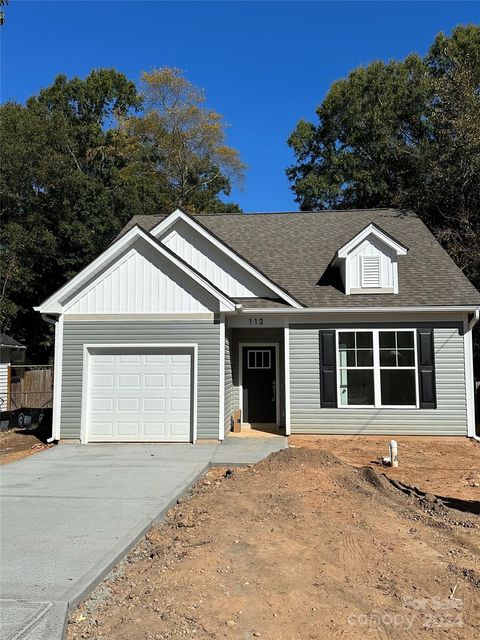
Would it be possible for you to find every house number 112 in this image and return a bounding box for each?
[248,317,264,325]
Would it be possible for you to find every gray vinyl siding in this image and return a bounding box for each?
[61,319,220,440]
[224,329,234,434]
[289,326,467,435]
[231,328,285,425]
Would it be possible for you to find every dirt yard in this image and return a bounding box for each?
[68,445,479,640]
[290,435,480,501]
[0,424,53,465]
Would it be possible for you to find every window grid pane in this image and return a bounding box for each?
[338,330,416,407]
[247,350,271,370]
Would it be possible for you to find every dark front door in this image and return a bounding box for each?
[242,347,276,423]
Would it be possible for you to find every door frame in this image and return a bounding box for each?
[238,342,280,424]
[80,343,198,444]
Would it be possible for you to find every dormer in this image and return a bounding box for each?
[333,223,408,295]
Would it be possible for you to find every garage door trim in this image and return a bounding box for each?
[80,343,198,444]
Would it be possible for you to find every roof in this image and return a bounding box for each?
[0,333,26,348]
[119,209,480,309]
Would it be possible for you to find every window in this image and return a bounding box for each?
[247,350,271,369]
[337,330,418,408]
[360,255,381,288]
[379,331,416,406]
[338,331,374,406]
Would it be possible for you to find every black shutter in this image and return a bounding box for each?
[417,328,436,409]
[319,330,337,408]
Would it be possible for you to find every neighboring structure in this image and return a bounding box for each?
[0,334,26,410]
[35,208,480,443]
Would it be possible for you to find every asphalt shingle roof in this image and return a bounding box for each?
[120,209,480,308]
[0,333,25,348]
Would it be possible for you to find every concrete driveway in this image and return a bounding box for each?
[0,437,285,639]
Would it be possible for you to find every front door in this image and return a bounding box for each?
[242,347,276,423]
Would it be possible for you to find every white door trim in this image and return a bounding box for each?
[238,342,280,425]
[80,343,198,444]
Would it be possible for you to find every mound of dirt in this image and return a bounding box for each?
[68,447,479,640]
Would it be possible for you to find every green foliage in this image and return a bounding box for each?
[1,68,243,361]
[120,67,245,213]
[287,24,480,369]
[0,0,7,26]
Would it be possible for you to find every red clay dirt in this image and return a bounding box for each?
[290,435,480,501]
[0,425,54,465]
[68,445,479,640]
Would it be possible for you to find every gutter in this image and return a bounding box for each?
[41,314,58,443]
[467,310,480,443]
[233,305,480,314]
[468,309,480,331]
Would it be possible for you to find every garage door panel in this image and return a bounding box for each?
[88,349,192,442]
[143,398,166,412]
[90,422,113,436]
[90,398,114,412]
[170,374,190,387]
[118,374,141,388]
[117,422,139,436]
[170,397,190,412]
[119,354,141,363]
[117,397,140,412]
[144,374,166,388]
[145,354,167,363]
[92,374,115,388]
[170,422,190,436]
[143,422,166,436]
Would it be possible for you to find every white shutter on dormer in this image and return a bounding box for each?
[361,255,381,288]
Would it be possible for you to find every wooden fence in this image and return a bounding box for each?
[8,366,54,410]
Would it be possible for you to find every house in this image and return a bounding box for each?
[0,334,26,411]
[35,208,480,443]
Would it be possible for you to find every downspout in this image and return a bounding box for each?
[467,310,480,442]
[42,314,59,443]
[468,309,480,331]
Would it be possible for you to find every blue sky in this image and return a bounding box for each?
[1,1,479,211]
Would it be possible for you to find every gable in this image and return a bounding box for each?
[347,235,397,291]
[334,224,407,295]
[119,209,480,308]
[159,219,274,299]
[148,209,302,307]
[63,240,219,314]
[36,225,236,315]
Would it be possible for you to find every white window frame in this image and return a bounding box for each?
[336,329,419,409]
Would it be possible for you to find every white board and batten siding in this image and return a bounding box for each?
[160,220,272,298]
[347,237,396,291]
[289,326,467,435]
[64,241,218,315]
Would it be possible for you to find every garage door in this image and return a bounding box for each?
[87,350,192,442]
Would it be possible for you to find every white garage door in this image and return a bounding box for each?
[87,350,192,442]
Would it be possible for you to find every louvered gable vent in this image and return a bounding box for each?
[361,255,381,288]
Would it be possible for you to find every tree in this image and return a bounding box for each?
[0,70,150,360]
[287,24,480,369]
[121,67,245,213]
[1,68,244,361]
[0,0,7,26]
